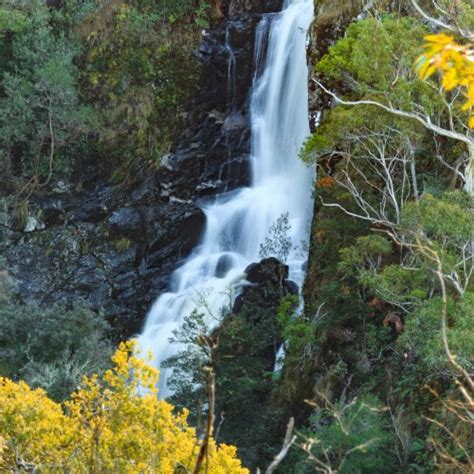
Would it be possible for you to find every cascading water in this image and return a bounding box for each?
[138,0,315,398]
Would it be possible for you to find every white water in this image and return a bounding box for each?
[138,0,315,398]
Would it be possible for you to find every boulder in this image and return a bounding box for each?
[245,257,289,284]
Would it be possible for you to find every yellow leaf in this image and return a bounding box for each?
[418,34,474,127]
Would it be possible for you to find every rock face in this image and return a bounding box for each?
[0,1,284,339]
[233,258,298,315]
[158,1,283,200]
[1,179,205,339]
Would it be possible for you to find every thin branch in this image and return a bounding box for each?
[415,237,474,392]
[38,107,55,188]
[193,337,217,474]
[313,79,473,148]
[265,418,297,474]
[410,0,474,41]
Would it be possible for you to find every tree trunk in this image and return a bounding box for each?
[465,142,474,196]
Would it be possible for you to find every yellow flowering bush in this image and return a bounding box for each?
[417,33,474,127]
[0,379,70,470]
[0,341,248,473]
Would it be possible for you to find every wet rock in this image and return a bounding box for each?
[107,207,143,241]
[231,257,292,361]
[216,254,235,277]
[24,216,45,233]
[245,257,289,284]
[40,198,65,225]
[0,0,282,340]
[161,10,268,201]
[232,293,245,313]
[286,279,299,295]
[230,0,283,14]
[233,257,298,315]
[1,184,207,340]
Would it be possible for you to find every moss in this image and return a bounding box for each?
[10,199,28,230]
[314,0,363,30]
[114,237,131,252]
[80,240,90,256]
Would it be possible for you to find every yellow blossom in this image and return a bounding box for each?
[0,340,248,473]
[417,33,474,127]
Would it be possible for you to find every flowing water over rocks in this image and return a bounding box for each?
[139,0,316,398]
[0,2,280,339]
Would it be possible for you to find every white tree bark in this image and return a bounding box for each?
[314,79,474,196]
[466,143,474,195]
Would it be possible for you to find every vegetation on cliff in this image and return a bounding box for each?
[0,0,213,194]
[285,2,473,472]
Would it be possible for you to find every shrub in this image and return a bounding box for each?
[0,271,111,401]
[0,340,247,472]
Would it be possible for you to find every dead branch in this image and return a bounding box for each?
[264,418,297,474]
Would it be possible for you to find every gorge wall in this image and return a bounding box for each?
[0,0,287,340]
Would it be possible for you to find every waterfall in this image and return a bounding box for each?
[225,25,236,109]
[138,0,315,399]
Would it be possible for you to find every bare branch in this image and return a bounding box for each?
[410,0,474,41]
[265,418,297,474]
[313,79,473,148]
[313,79,474,193]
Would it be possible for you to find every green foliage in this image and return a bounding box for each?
[317,16,436,111]
[0,272,111,401]
[0,0,93,188]
[164,310,211,421]
[402,192,474,249]
[0,0,211,187]
[79,0,209,179]
[401,294,474,377]
[361,264,431,306]
[0,7,27,37]
[277,295,318,369]
[295,396,398,473]
[291,11,474,472]
[338,235,392,276]
[303,15,462,177]
[150,0,211,25]
[259,213,293,262]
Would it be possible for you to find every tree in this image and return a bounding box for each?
[296,396,397,474]
[0,270,112,401]
[312,1,474,195]
[259,213,293,263]
[0,340,248,473]
[0,0,92,193]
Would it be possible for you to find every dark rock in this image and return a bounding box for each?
[0,0,286,341]
[230,257,293,369]
[233,257,297,314]
[161,10,270,201]
[1,189,207,339]
[40,198,65,225]
[232,292,245,313]
[285,279,299,295]
[245,257,289,284]
[130,175,160,205]
[72,186,116,223]
[107,207,143,241]
[215,253,235,277]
